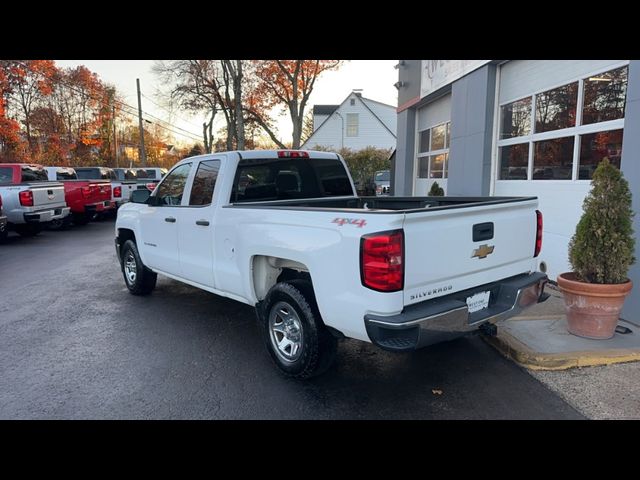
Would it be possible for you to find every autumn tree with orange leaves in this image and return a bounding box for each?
[248,60,342,149]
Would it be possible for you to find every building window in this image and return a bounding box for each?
[416,121,451,178]
[346,113,359,137]
[535,82,578,133]
[578,129,624,179]
[500,97,531,139]
[350,98,356,106]
[498,143,529,180]
[496,64,628,181]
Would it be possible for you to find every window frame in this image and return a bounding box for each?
[415,120,452,180]
[496,61,629,182]
[346,113,359,137]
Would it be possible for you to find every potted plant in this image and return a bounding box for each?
[557,158,636,339]
[428,181,445,196]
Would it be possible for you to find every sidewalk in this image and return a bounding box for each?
[484,284,640,419]
[484,285,640,370]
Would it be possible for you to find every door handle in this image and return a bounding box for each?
[196,220,210,226]
[165,217,176,223]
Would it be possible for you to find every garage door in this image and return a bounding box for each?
[494,60,629,280]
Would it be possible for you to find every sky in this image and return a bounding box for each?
[55,60,399,147]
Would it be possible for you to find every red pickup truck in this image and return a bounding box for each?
[45,167,114,227]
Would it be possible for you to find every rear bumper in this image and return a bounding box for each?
[364,272,549,352]
[85,200,115,214]
[23,206,71,224]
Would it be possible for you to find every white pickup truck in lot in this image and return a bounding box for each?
[115,150,548,378]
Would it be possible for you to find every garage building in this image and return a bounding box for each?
[394,60,640,319]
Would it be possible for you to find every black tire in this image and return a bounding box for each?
[72,213,90,226]
[120,239,157,295]
[260,280,337,379]
[0,224,7,243]
[15,223,41,237]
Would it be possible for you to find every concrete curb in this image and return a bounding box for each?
[483,330,640,371]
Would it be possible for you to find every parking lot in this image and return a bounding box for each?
[0,220,584,419]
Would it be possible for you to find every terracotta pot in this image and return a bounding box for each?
[557,272,633,339]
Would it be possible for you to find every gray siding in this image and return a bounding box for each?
[621,60,640,322]
[397,60,422,105]
[446,64,497,196]
[417,94,451,131]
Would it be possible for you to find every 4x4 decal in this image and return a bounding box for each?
[332,217,367,228]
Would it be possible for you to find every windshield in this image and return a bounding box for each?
[375,171,390,182]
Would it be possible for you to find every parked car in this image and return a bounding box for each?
[373,170,390,195]
[45,167,114,226]
[0,194,8,243]
[74,167,137,209]
[115,150,549,379]
[0,163,70,237]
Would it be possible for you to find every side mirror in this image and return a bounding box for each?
[131,189,151,204]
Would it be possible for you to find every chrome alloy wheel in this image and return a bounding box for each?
[269,301,304,363]
[124,251,137,284]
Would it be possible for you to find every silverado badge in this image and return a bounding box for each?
[472,244,495,259]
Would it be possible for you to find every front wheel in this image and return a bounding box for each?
[120,239,157,295]
[261,281,337,379]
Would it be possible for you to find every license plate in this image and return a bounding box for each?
[466,291,490,313]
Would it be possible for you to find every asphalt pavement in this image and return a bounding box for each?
[0,220,584,419]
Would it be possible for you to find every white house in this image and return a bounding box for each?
[302,91,397,151]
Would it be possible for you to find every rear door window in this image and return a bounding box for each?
[189,160,220,206]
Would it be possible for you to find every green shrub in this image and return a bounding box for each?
[568,158,635,284]
[428,181,444,196]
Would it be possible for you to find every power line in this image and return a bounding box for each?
[141,92,203,130]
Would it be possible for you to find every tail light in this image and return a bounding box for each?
[277,150,309,158]
[360,229,404,292]
[146,183,156,192]
[534,210,543,257]
[114,186,122,198]
[19,190,34,206]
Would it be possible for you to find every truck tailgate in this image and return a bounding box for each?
[24,182,67,208]
[402,199,538,306]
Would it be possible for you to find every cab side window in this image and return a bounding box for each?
[155,163,192,206]
[189,160,220,206]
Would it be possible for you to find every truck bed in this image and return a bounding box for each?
[227,195,537,213]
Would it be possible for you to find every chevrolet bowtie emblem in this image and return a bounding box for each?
[472,244,495,259]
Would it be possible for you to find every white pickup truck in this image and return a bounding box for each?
[115,150,549,378]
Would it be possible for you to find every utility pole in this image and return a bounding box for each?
[112,105,118,168]
[136,78,147,166]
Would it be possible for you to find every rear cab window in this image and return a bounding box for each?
[0,167,12,184]
[231,157,353,203]
[56,168,77,180]
[21,165,49,182]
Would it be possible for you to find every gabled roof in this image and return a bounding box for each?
[303,92,396,148]
[313,105,339,116]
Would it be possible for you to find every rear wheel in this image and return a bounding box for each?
[0,223,7,243]
[15,224,41,237]
[120,239,157,295]
[260,281,337,379]
[48,216,72,231]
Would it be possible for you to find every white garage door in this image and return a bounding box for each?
[494,60,629,281]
